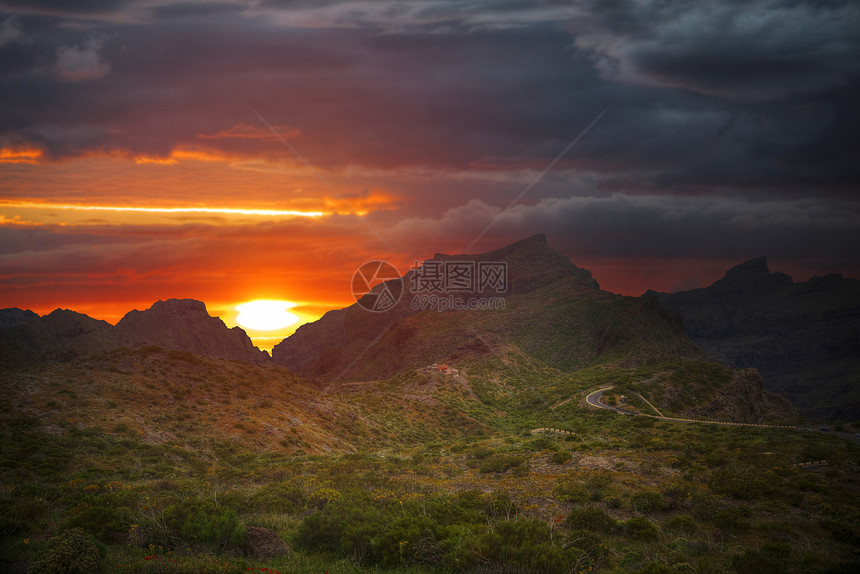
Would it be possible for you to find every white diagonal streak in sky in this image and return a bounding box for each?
[463,108,608,254]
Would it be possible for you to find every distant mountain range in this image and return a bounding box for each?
[644,257,860,421]
[0,298,269,366]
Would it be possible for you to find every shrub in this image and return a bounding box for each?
[483,490,519,521]
[668,514,698,535]
[295,492,384,560]
[459,519,569,574]
[478,454,525,474]
[708,465,772,500]
[714,507,751,535]
[565,507,619,534]
[249,482,306,513]
[552,450,572,464]
[820,518,860,544]
[625,516,660,541]
[731,542,791,574]
[553,477,588,503]
[307,487,342,509]
[30,528,102,574]
[63,503,130,542]
[163,498,245,551]
[566,529,609,561]
[630,490,667,514]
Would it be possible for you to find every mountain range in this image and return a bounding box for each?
[644,256,860,421]
[0,298,269,366]
[1,234,803,445]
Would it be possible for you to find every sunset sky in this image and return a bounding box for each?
[2,1,859,349]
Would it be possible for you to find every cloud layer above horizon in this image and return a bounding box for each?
[2,0,859,325]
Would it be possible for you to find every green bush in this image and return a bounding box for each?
[248,482,306,513]
[820,518,860,544]
[63,503,130,542]
[714,507,751,535]
[0,495,50,536]
[307,487,342,509]
[551,450,572,464]
[457,519,569,574]
[566,529,609,562]
[478,454,525,474]
[30,528,102,574]
[625,516,660,541]
[369,515,440,567]
[708,466,772,500]
[553,476,588,503]
[668,514,698,535]
[565,507,619,534]
[295,492,384,559]
[163,498,245,551]
[483,490,519,521]
[630,490,666,513]
[731,542,791,574]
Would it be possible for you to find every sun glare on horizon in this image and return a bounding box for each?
[235,300,298,332]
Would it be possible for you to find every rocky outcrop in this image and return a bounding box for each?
[645,258,860,420]
[242,526,290,559]
[117,299,269,365]
[688,368,797,424]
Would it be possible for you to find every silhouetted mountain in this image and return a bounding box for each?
[0,309,125,364]
[117,299,269,364]
[1,299,269,366]
[0,307,39,328]
[644,257,860,421]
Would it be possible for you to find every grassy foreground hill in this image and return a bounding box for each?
[3,343,858,572]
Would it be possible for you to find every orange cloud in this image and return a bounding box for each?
[0,147,43,164]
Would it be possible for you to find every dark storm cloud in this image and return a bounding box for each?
[0,1,133,13]
[2,0,859,273]
[391,193,860,263]
[570,0,860,100]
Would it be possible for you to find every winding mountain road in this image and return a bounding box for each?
[584,386,795,429]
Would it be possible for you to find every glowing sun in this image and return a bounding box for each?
[235,300,298,331]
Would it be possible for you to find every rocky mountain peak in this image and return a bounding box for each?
[426,233,598,295]
[117,299,269,364]
[711,256,793,300]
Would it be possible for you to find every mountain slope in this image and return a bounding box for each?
[644,257,860,420]
[273,234,700,382]
[0,307,39,328]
